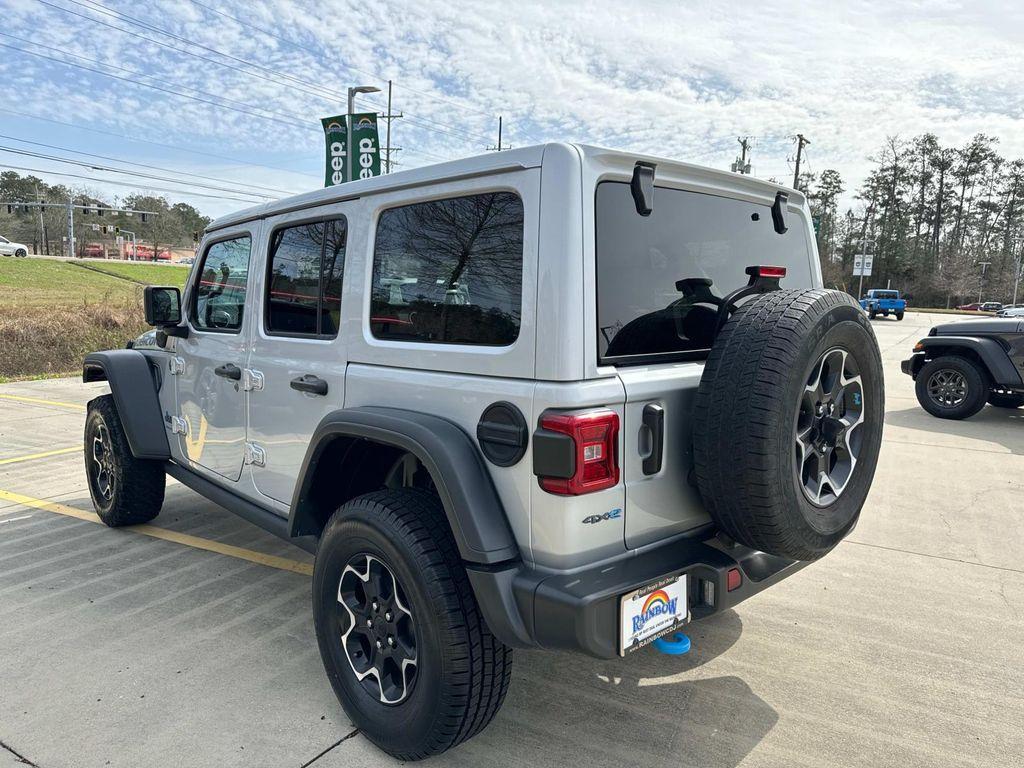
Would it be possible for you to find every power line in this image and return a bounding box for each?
[59,0,496,146]
[0,37,314,132]
[0,134,297,197]
[0,163,268,203]
[0,107,319,179]
[0,146,273,201]
[183,0,501,121]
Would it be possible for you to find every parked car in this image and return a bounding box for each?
[956,302,983,311]
[902,316,1024,418]
[0,234,29,257]
[980,301,1003,312]
[860,288,906,320]
[81,144,886,760]
[84,242,105,259]
[998,306,1024,317]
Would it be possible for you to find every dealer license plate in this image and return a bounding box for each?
[619,575,688,655]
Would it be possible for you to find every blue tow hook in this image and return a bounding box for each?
[653,632,691,655]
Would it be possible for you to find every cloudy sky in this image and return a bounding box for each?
[1,0,1023,217]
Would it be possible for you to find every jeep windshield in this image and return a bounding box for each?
[596,181,815,364]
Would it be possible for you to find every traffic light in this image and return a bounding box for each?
[5,204,12,214]
[101,225,109,235]
[97,207,104,217]
[140,213,148,223]
[22,204,30,213]
[114,226,121,235]
[192,231,199,243]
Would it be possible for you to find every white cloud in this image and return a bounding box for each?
[0,0,1022,216]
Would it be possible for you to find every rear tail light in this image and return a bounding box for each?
[535,409,620,495]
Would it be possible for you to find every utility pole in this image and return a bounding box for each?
[380,80,403,174]
[33,184,45,254]
[732,137,751,174]
[977,261,991,303]
[487,116,510,151]
[1013,237,1022,306]
[66,198,75,258]
[793,134,810,189]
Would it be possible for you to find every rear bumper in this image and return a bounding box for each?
[467,534,810,659]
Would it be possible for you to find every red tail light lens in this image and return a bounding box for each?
[538,409,620,495]
[747,265,787,279]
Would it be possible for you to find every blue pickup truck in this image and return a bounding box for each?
[860,289,906,320]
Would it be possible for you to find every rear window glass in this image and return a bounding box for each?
[370,191,524,346]
[265,219,346,337]
[872,290,898,299]
[596,182,813,363]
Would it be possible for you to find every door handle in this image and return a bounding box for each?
[641,403,664,476]
[290,374,328,396]
[214,363,242,381]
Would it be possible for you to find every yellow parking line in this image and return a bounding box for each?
[0,446,82,466]
[0,393,86,411]
[0,489,313,576]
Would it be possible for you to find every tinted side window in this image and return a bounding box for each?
[266,219,347,337]
[193,236,251,332]
[371,192,524,346]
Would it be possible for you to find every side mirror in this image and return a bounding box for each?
[144,286,182,327]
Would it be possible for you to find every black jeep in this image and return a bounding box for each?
[902,317,1024,419]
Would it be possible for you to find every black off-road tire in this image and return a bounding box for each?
[915,356,988,420]
[987,392,1024,409]
[896,311,904,321]
[84,395,165,525]
[693,289,885,561]
[313,489,512,761]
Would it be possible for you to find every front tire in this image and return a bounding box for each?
[313,489,512,760]
[84,395,165,525]
[915,356,988,420]
[15,249,27,258]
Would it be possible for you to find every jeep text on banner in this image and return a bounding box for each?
[322,115,349,187]
[348,112,381,181]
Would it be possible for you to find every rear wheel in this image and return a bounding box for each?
[915,356,988,420]
[313,489,512,760]
[84,395,165,525]
[988,392,1024,409]
[693,289,885,561]
[896,311,904,321]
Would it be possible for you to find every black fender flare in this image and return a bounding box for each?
[288,407,520,565]
[83,350,171,460]
[917,336,1023,387]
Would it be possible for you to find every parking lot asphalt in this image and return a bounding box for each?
[0,310,1021,768]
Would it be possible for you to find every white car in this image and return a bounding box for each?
[0,235,29,257]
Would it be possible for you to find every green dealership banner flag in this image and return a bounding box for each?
[349,112,382,180]
[322,115,348,187]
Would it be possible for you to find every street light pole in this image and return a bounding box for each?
[346,85,381,182]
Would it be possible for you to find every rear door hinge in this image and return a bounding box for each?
[168,356,185,375]
[244,442,266,467]
[242,368,265,392]
[170,415,188,435]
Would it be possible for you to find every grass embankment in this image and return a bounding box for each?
[0,259,188,381]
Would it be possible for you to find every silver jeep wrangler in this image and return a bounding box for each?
[82,143,884,760]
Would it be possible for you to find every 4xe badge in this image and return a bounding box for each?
[582,508,621,525]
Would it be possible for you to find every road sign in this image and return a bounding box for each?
[854,254,873,277]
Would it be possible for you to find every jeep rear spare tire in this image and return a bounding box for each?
[693,289,884,561]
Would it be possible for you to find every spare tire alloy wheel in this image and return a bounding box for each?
[795,348,865,506]
[338,554,418,705]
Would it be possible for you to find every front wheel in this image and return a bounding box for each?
[988,392,1024,409]
[915,356,988,420]
[313,489,512,760]
[15,249,27,258]
[84,395,165,525]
